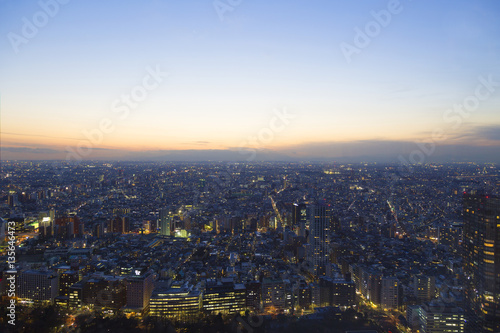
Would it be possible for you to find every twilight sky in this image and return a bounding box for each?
[1,0,500,162]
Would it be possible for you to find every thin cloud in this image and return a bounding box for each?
[1,132,80,141]
[474,125,500,141]
[1,147,62,154]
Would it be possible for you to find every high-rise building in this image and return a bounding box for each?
[82,276,127,309]
[159,208,171,236]
[92,221,104,238]
[54,215,83,238]
[407,305,421,331]
[203,278,246,315]
[366,272,382,306]
[414,275,435,303]
[108,216,129,234]
[126,270,155,313]
[0,217,6,240]
[298,281,311,309]
[381,277,399,310]
[418,301,465,333]
[356,267,382,306]
[308,203,331,276]
[7,192,18,207]
[59,270,79,297]
[262,278,286,311]
[292,203,307,230]
[17,270,58,302]
[318,277,356,308]
[149,282,201,322]
[438,225,462,249]
[330,215,341,233]
[290,203,309,238]
[39,216,54,238]
[68,280,85,309]
[463,193,500,333]
[245,281,261,311]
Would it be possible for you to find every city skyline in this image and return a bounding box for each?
[2,160,498,332]
[2,0,500,162]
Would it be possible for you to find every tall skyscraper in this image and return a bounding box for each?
[159,208,171,236]
[292,203,307,227]
[463,193,500,333]
[292,203,308,238]
[308,203,331,276]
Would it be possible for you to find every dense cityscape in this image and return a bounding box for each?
[2,0,500,332]
[0,160,498,332]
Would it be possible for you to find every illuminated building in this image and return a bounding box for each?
[298,281,311,309]
[414,275,435,303]
[292,203,307,237]
[463,193,500,332]
[159,208,171,236]
[7,216,26,234]
[92,221,104,238]
[438,224,462,249]
[407,305,421,331]
[245,281,261,311]
[39,216,54,238]
[59,270,79,297]
[54,214,83,238]
[319,277,356,308]
[54,296,69,307]
[418,301,465,333]
[0,217,6,240]
[381,277,399,310]
[108,215,130,234]
[149,283,201,322]
[308,203,331,276]
[7,192,18,207]
[202,278,246,315]
[358,268,381,306]
[82,276,127,309]
[262,278,285,311]
[330,215,341,233]
[17,270,58,303]
[68,280,84,309]
[126,270,155,314]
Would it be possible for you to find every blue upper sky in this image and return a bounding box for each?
[1,0,500,162]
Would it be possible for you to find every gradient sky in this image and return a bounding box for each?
[1,0,500,161]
